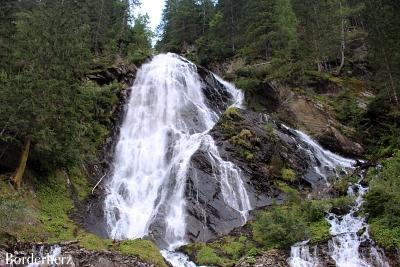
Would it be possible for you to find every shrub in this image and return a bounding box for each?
[252,205,308,249]
[281,168,296,182]
[119,239,168,267]
[196,245,222,266]
[364,151,400,249]
[221,240,245,260]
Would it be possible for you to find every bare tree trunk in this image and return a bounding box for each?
[118,0,131,56]
[94,0,105,56]
[382,48,399,107]
[11,137,31,190]
[202,0,206,34]
[230,0,235,53]
[336,1,346,76]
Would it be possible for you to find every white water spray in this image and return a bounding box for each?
[288,130,389,267]
[104,54,250,252]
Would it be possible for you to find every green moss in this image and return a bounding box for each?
[221,240,245,260]
[369,219,400,249]
[309,220,331,244]
[281,168,296,182]
[69,166,90,200]
[263,123,274,136]
[118,239,168,267]
[241,150,254,161]
[231,129,253,148]
[34,171,76,242]
[196,245,222,266]
[78,233,112,251]
[223,107,241,120]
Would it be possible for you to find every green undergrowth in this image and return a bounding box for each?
[184,183,356,266]
[183,235,259,267]
[0,170,166,266]
[364,151,400,249]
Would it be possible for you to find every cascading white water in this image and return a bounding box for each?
[104,53,250,253]
[288,130,389,267]
[327,180,389,267]
[289,241,320,267]
[293,129,355,184]
[26,245,62,267]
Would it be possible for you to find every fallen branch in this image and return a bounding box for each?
[91,172,107,195]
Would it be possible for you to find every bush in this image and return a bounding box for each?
[235,78,262,92]
[196,245,222,266]
[119,239,168,267]
[221,240,245,260]
[364,151,400,249]
[252,205,308,249]
[281,168,296,182]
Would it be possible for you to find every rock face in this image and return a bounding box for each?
[276,85,364,157]
[236,250,289,267]
[87,64,137,86]
[74,64,137,238]
[182,104,346,243]
[0,242,156,267]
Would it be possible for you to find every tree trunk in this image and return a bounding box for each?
[382,48,399,107]
[11,137,31,190]
[94,0,105,56]
[336,1,346,76]
[230,0,235,53]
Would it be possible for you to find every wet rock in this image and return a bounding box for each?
[330,205,352,216]
[0,242,159,267]
[236,249,289,267]
[276,86,364,158]
[197,66,231,113]
[316,126,364,158]
[87,64,137,86]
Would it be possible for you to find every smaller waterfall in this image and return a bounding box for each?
[203,134,251,221]
[327,179,389,267]
[289,241,320,267]
[293,129,355,184]
[161,250,199,267]
[26,245,62,267]
[288,130,389,267]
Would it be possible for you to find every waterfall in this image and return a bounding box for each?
[104,53,250,251]
[288,130,389,267]
[327,179,389,267]
[289,241,320,267]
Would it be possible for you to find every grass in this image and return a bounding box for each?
[281,168,297,182]
[309,220,331,244]
[118,239,168,267]
[197,245,223,266]
[0,170,167,267]
[183,236,258,267]
[369,219,400,249]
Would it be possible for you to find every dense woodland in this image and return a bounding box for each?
[157,0,400,155]
[0,0,152,185]
[0,0,400,264]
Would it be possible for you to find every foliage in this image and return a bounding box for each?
[0,0,151,177]
[196,245,223,266]
[252,204,309,249]
[281,168,296,182]
[118,239,168,267]
[252,188,335,249]
[364,151,400,249]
